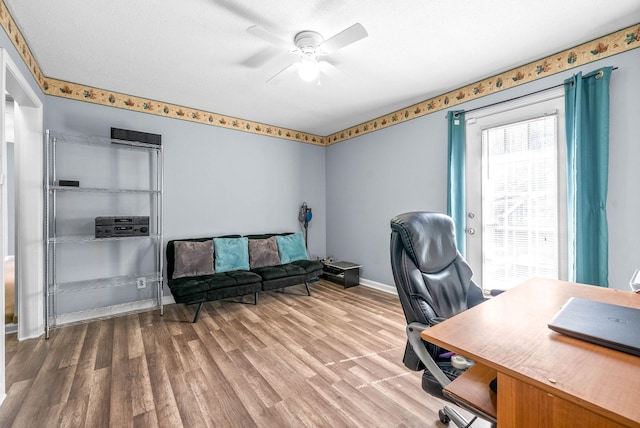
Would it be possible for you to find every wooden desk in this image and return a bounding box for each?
[421,278,640,427]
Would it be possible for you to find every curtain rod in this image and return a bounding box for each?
[447,66,618,118]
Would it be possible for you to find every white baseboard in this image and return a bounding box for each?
[359,278,397,295]
[4,323,17,335]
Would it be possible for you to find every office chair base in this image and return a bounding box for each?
[440,405,477,427]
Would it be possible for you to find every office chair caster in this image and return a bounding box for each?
[439,409,450,424]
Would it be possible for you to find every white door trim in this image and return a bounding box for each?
[0,47,45,404]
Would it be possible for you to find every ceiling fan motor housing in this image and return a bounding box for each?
[294,31,324,57]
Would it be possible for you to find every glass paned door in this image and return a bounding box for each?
[481,116,558,290]
[466,93,567,293]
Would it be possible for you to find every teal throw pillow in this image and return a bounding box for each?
[276,232,308,264]
[213,237,249,273]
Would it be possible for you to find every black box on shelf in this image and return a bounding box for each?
[95,216,150,238]
[58,179,80,187]
[110,127,161,145]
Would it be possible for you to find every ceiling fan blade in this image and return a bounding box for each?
[317,61,348,88]
[247,25,292,50]
[241,47,289,69]
[266,63,296,83]
[319,23,368,54]
[319,60,341,79]
[214,0,270,27]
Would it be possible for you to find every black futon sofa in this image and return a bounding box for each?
[166,232,323,322]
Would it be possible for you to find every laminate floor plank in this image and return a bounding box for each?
[169,332,201,373]
[233,303,263,325]
[265,400,306,427]
[59,396,89,428]
[168,370,210,428]
[355,374,429,427]
[188,366,255,428]
[68,321,102,401]
[305,374,375,427]
[305,336,353,367]
[208,327,239,354]
[371,377,444,422]
[94,318,115,371]
[280,340,342,385]
[127,313,146,360]
[129,355,155,417]
[240,343,308,400]
[225,348,281,408]
[0,379,33,426]
[84,366,111,428]
[109,352,133,428]
[4,338,46,387]
[300,382,362,428]
[112,315,130,361]
[223,318,269,353]
[56,323,87,369]
[133,409,159,428]
[236,317,280,348]
[332,379,411,427]
[144,352,183,428]
[277,311,328,342]
[203,349,273,423]
[0,280,490,427]
[153,321,186,374]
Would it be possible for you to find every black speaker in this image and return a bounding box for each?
[111,127,161,145]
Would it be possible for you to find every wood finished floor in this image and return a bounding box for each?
[0,280,484,428]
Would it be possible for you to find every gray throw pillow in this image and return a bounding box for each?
[173,240,215,279]
[249,236,281,268]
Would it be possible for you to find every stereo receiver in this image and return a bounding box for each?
[95,216,149,238]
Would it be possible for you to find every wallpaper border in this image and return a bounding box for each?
[325,23,640,145]
[0,0,637,147]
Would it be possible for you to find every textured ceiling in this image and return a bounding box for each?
[5,0,640,136]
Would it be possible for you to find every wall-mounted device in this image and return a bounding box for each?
[95,216,149,238]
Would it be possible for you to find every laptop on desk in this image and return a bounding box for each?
[548,297,640,357]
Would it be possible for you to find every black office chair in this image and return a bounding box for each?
[390,211,496,427]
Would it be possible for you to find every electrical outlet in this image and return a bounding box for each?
[136,277,146,289]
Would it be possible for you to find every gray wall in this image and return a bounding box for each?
[326,48,640,291]
[45,97,327,298]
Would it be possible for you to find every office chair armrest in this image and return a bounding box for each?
[406,322,452,388]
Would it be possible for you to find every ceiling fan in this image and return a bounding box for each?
[246,23,368,83]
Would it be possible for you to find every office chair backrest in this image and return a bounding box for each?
[390,212,484,368]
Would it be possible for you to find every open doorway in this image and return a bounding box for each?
[4,96,16,333]
[0,48,44,404]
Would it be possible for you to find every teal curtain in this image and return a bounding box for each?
[447,110,466,256]
[564,67,612,287]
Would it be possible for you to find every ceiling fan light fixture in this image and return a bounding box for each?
[298,57,320,82]
[247,24,367,84]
